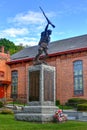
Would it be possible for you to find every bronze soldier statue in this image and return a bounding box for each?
[34,7,55,65]
[34,23,52,64]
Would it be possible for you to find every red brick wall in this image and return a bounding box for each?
[48,52,87,104]
[9,51,87,104]
[11,63,26,95]
[0,53,10,80]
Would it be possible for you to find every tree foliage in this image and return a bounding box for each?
[0,38,24,55]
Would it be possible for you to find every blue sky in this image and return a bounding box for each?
[0,0,87,46]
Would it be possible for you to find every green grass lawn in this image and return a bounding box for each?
[0,114,87,130]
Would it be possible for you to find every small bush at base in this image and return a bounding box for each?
[77,103,87,111]
[0,101,4,108]
[66,98,87,107]
[0,109,14,114]
[56,100,60,106]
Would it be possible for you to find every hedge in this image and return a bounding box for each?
[66,98,87,107]
[56,100,60,106]
[0,101,4,108]
[77,103,87,111]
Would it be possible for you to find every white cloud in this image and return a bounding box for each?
[0,28,29,37]
[8,11,45,25]
[8,10,56,26]
[0,10,56,46]
[14,37,38,46]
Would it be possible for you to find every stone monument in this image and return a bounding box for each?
[15,64,58,122]
[14,7,58,123]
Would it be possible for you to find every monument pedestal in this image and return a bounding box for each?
[15,64,58,122]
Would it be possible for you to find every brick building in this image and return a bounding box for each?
[0,46,11,102]
[1,34,87,104]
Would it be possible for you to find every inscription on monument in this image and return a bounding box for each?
[29,70,40,101]
[44,70,54,101]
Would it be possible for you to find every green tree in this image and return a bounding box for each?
[0,38,24,55]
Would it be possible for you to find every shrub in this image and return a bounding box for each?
[0,101,4,108]
[0,109,13,114]
[56,100,60,106]
[66,98,87,107]
[77,103,87,111]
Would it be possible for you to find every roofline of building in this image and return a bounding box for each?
[7,47,87,65]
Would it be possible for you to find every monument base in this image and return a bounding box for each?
[15,64,58,123]
[15,105,58,122]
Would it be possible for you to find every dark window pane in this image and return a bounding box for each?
[73,60,83,95]
[11,70,18,96]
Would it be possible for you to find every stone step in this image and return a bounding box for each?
[14,105,58,114]
[15,113,54,122]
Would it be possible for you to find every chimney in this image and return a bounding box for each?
[0,46,4,53]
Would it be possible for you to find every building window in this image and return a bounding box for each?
[73,60,83,95]
[11,70,18,97]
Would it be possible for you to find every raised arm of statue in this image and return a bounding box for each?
[44,23,49,33]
